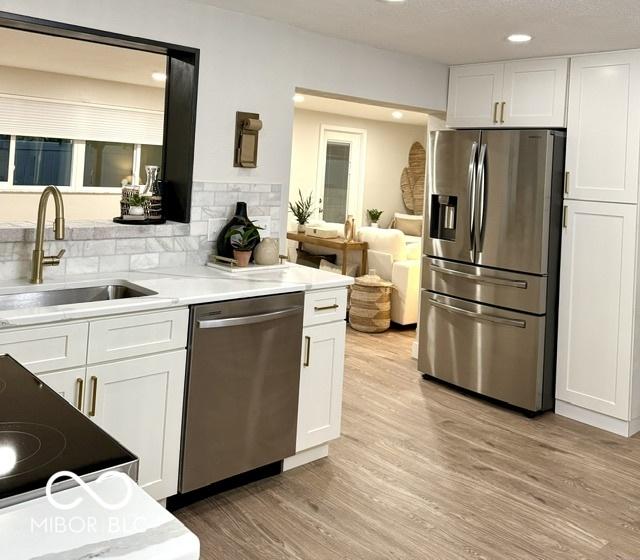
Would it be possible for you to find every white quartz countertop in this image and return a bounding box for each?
[0,474,199,560]
[0,263,353,328]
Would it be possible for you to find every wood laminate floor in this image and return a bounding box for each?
[176,327,640,560]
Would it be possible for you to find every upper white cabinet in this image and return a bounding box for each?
[565,51,640,203]
[446,63,504,128]
[556,200,636,421]
[446,57,568,128]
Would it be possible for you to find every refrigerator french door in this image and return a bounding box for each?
[419,129,565,412]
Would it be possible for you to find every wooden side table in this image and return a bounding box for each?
[287,232,368,276]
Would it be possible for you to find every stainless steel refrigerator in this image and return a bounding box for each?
[418,129,565,412]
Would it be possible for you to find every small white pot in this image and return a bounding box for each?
[297,224,306,233]
[129,206,144,216]
[370,222,379,228]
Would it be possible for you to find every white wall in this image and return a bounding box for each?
[0,0,448,236]
[290,108,426,228]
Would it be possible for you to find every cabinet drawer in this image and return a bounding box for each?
[88,308,188,364]
[0,323,88,374]
[304,289,347,326]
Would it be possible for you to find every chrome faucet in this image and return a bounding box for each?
[31,185,66,284]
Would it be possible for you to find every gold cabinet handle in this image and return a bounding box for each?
[314,304,339,311]
[562,205,568,229]
[493,102,499,124]
[88,375,98,417]
[564,171,570,194]
[75,377,84,411]
[303,336,311,367]
[500,101,506,124]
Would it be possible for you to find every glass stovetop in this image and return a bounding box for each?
[0,355,136,506]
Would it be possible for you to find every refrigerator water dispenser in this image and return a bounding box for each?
[430,194,457,241]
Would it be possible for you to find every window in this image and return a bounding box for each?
[140,144,162,173]
[14,137,72,186]
[0,135,9,182]
[322,142,351,223]
[84,141,134,188]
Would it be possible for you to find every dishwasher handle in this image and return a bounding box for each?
[197,306,302,329]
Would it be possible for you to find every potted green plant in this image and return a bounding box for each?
[128,193,146,216]
[289,189,314,233]
[224,222,263,267]
[367,209,383,228]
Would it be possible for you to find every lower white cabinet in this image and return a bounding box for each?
[556,200,637,427]
[86,350,186,500]
[296,321,346,452]
[39,368,85,409]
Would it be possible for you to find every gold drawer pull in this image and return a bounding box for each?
[75,377,84,411]
[88,375,98,417]
[303,336,311,367]
[315,304,339,311]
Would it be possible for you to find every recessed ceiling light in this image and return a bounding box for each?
[507,34,532,43]
[392,111,403,119]
[293,93,305,103]
[151,72,167,82]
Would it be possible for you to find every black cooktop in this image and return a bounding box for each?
[0,355,137,507]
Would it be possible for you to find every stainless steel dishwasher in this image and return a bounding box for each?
[179,292,304,493]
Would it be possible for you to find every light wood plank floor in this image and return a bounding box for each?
[176,327,640,559]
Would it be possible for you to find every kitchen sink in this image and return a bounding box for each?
[0,282,157,312]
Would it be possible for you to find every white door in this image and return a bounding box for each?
[296,321,346,452]
[316,126,366,224]
[502,58,568,127]
[565,51,640,203]
[446,63,504,128]
[38,368,86,410]
[556,200,636,420]
[86,350,186,500]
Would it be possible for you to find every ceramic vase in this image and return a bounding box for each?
[344,215,353,241]
[216,202,260,258]
[254,238,279,265]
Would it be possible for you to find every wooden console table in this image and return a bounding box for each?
[287,232,368,276]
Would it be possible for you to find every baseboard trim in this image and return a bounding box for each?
[555,400,632,437]
[282,444,329,471]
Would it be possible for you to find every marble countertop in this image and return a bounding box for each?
[0,263,353,328]
[0,474,199,560]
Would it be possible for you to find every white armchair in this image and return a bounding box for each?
[358,227,421,325]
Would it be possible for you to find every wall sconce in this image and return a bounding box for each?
[234,111,263,168]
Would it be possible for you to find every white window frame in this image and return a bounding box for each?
[315,124,367,224]
[0,135,159,193]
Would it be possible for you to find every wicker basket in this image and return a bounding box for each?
[349,273,393,333]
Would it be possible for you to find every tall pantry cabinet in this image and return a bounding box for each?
[555,50,640,436]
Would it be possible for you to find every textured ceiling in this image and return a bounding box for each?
[192,0,640,64]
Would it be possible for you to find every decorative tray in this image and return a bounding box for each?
[206,256,289,273]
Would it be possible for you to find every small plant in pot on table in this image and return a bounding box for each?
[224,223,263,267]
[367,208,383,227]
[289,189,314,233]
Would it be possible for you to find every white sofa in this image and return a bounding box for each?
[358,227,421,325]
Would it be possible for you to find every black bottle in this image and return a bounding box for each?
[216,201,260,258]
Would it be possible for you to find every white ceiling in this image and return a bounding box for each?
[295,93,429,126]
[193,0,640,64]
[0,28,167,88]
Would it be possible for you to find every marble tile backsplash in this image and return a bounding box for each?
[0,182,282,281]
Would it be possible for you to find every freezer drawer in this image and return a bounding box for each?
[418,291,546,411]
[422,257,547,314]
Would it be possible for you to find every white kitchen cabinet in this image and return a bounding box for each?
[38,368,86,410]
[447,63,504,128]
[86,350,186,501]
[565,51,640,203]
[0,322,88,374]
[502,58,568,127]
[556,201,636,423]
[296,321,346,452]
[446,57,568,128]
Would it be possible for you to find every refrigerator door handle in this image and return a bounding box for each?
[428,297,526,329]
[467,141,478,260]
[475,143,487,255]
[430,264,528,289]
